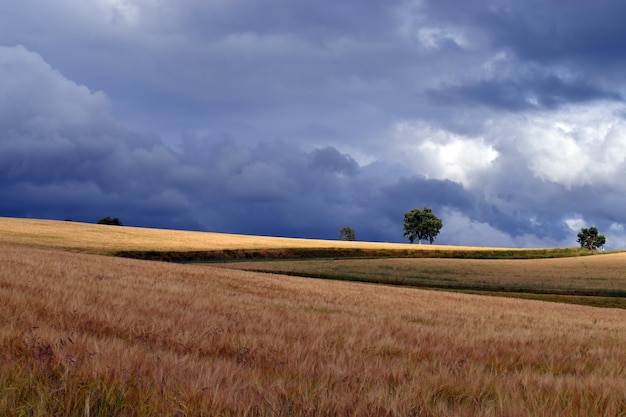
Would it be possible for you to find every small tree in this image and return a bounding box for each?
[577,226,606,250]
[403,207,443,244]
[339,226,356,241]
[97,216,123,226]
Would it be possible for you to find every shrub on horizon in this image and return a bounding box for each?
[97,217,123,226]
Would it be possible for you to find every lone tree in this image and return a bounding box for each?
[97,216,123,226]
[403,207,443,244]
[339,226,356,241]
[577,226,606,250]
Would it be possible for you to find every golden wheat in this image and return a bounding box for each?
[0,216,523,254]
[1,242,626,416]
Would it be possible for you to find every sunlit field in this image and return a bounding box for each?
[0,217,529,255]
[2,217,626,415]
[1,242,626,416]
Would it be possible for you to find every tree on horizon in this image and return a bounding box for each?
[403,207,442,244]
[339,226,356,241]
[577,226,606,250]
[97,217,123,226]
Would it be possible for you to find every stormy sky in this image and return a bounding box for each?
[2,0,626,248]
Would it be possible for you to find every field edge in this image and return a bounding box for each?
[115,246,601,262]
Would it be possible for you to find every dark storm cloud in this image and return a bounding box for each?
[382,177,473,213]
[419,0,626,64]
[4,1,626,248]
[1,1,430,148]
[309,147,359,175]
[429,75,621,111]
[478,1,626,63]
[0,46,402,240]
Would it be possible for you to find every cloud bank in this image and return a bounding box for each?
[2,1,626,248]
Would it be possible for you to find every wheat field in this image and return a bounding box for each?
[221,255,626,292]
[1,238,626,415]
[0,217,522,254]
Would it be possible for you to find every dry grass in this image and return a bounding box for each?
[2,242,626,416]
[0,217,527,255]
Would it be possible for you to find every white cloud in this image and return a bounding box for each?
[418,137,498,184]
[417,27,470,50]
[388,122,499,187]
[408,99,626,195]
[564,217,586,231]
[379,100,626,192]
[0,45,111,130]
[502,101,626,189]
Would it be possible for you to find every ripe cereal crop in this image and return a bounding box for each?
[1,217,625,415]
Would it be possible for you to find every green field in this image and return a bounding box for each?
[214,254,626,309]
